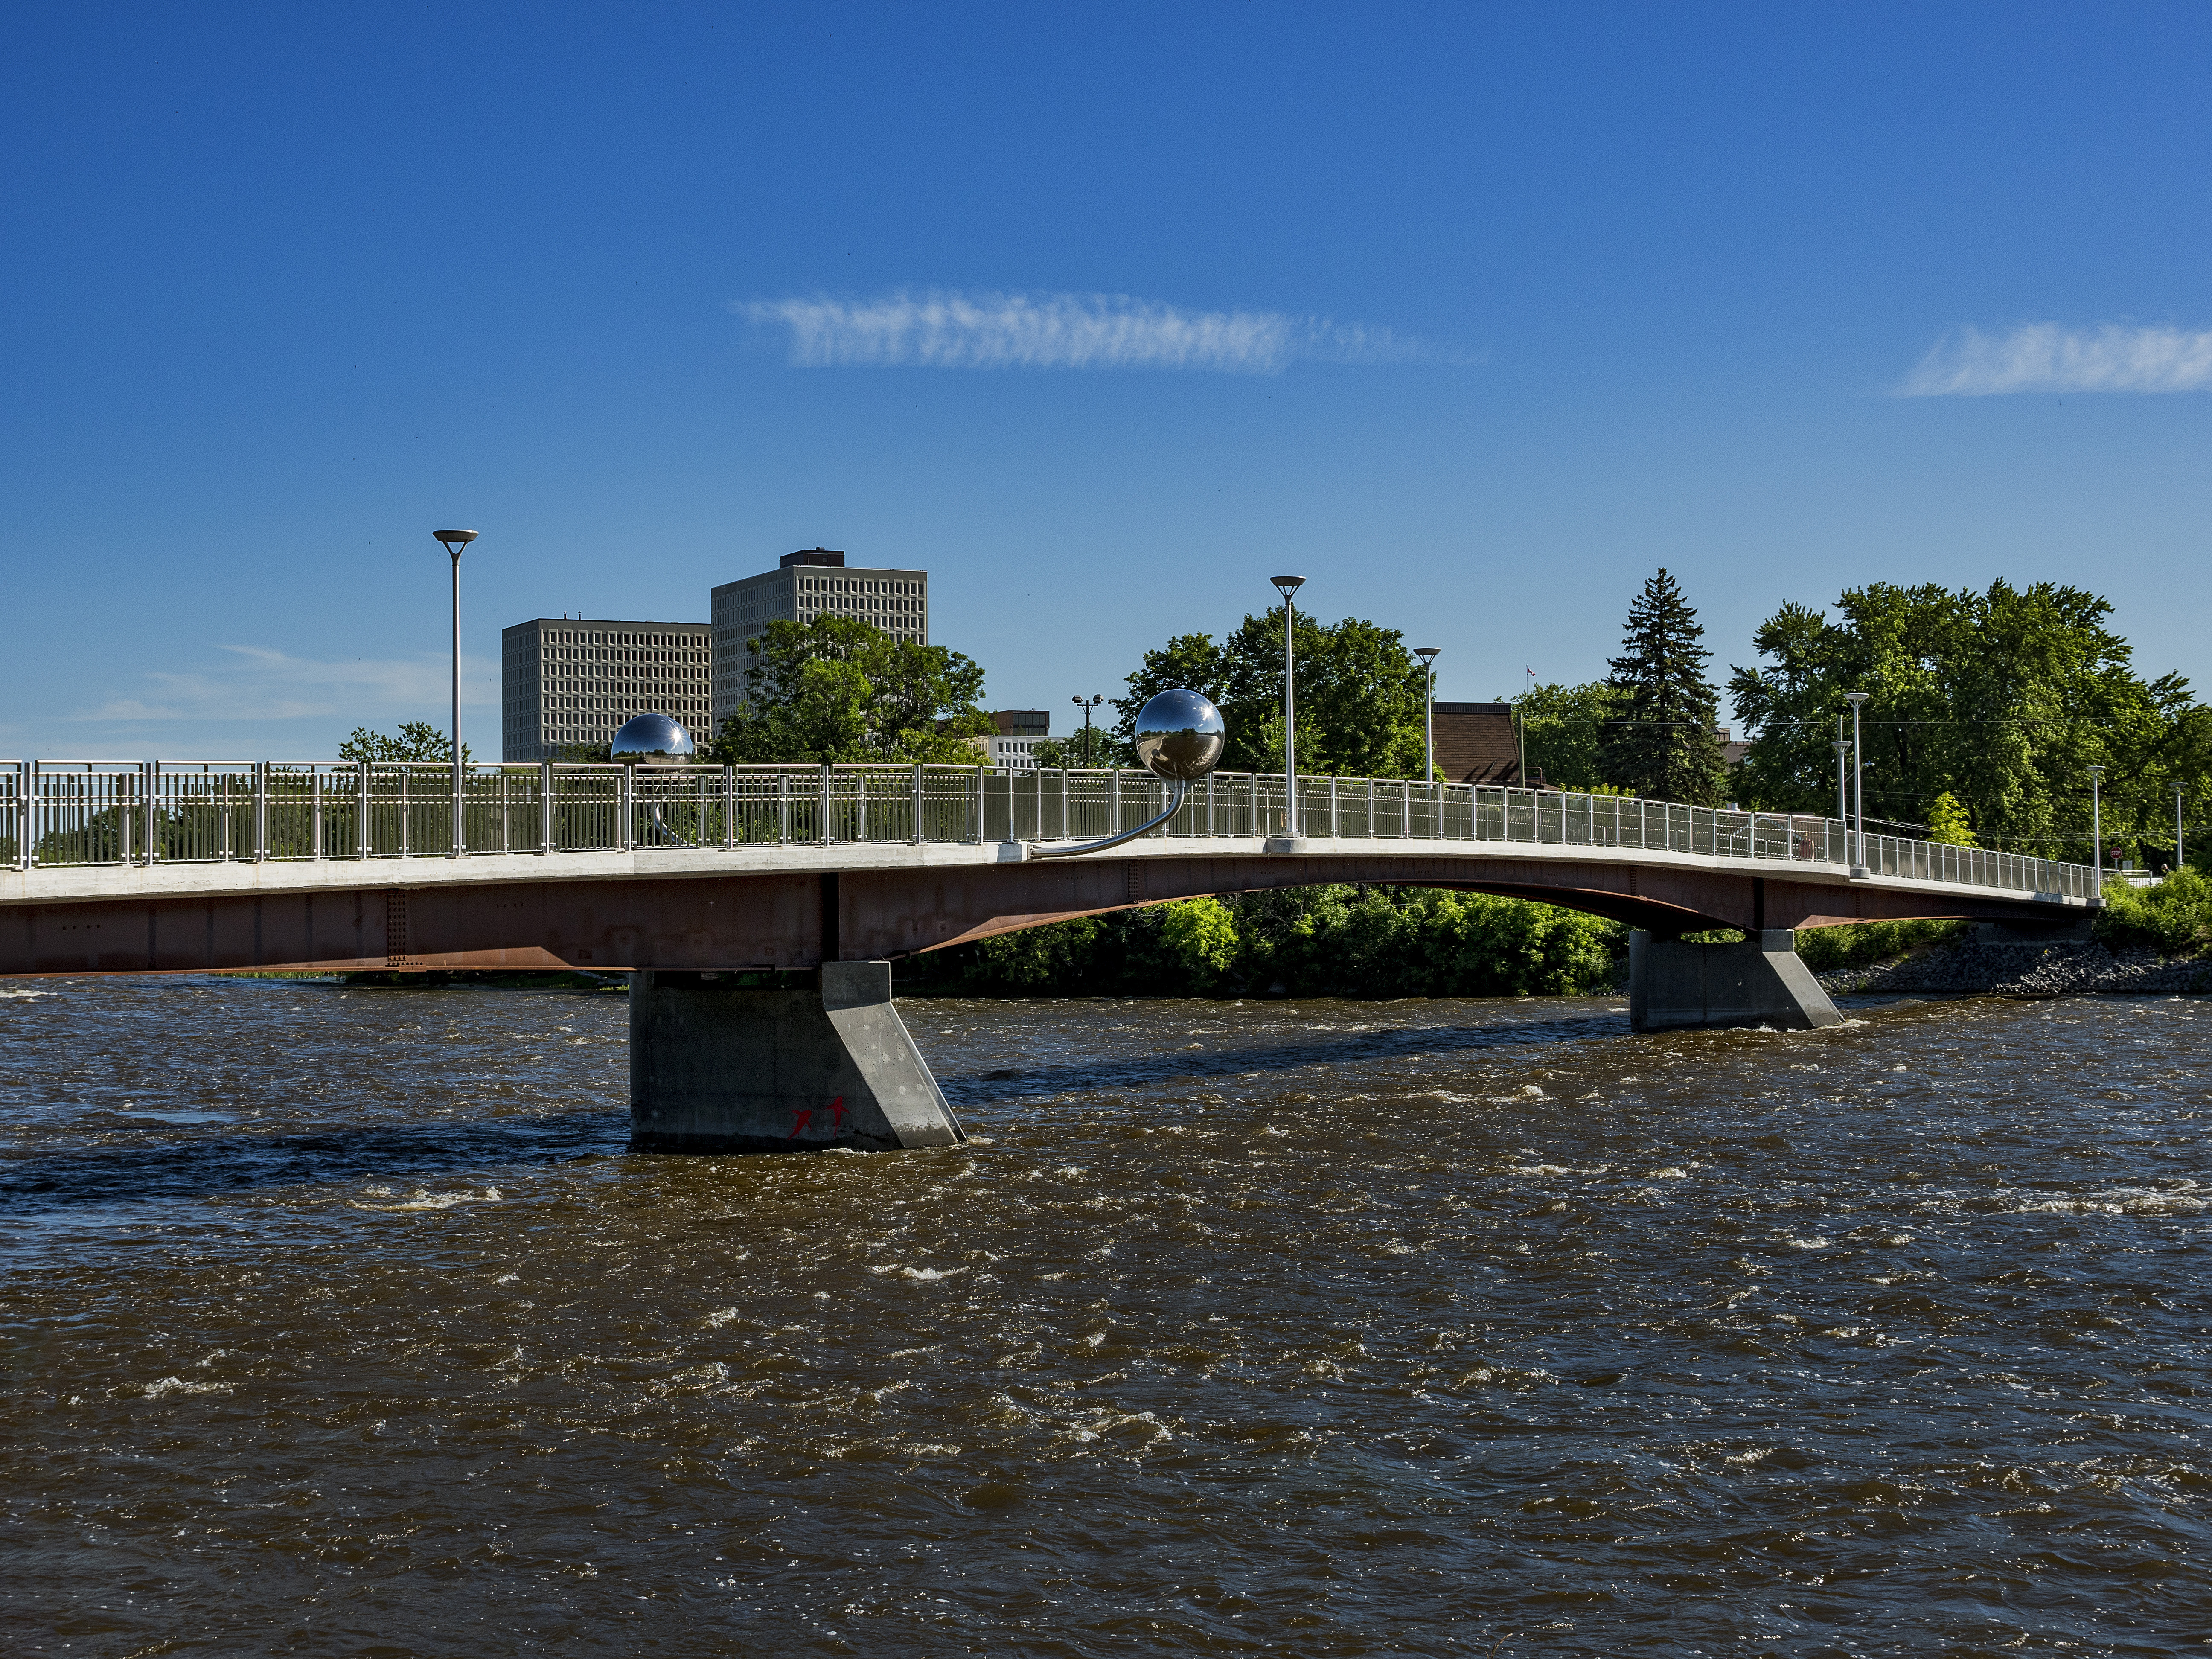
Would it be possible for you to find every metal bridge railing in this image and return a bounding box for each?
[1,759,2099,903]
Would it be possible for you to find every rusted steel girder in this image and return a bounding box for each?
[0,852,2076,978]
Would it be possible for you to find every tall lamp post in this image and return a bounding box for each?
[432,530,478,856]
[1844,692,1870,877]
[2087,765,2104,876]
[1071,693,1104,767]
[1414,647,1441,782]
[2177,780,2188,872]
[1270,576,1306,841]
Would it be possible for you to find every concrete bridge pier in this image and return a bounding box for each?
[629,962,965,1153]
[1629,929,1844,1034]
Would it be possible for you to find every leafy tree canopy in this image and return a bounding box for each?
[340,722,471,765]
[1513,680,1623,792]
[705,615,992,765]
[1727,580,2211,859]
[1927,791,1976,846]
[1111,611,1430,778]
[1599,568,1727,805]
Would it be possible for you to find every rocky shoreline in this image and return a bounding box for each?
[1816,939,2212,998]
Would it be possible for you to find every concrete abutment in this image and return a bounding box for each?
[629,961,964,1153]
[1629,928,1844,1033]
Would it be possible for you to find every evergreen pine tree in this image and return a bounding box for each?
[1598,568,1727,804]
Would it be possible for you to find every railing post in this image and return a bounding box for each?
[252,761,267,862]
[974,767,986,842]
[820,765,832,846]
[725,764,736,850]
[312,767,324,860]
[16,762,31,870]
[540,760,554,854]
[499,769,510,855]
[911,765,924,844]
[778,770,790,844]
[1109,769,1121,841]
[619,765,633,852]
[144,762,159,865]
[357,761,371,859]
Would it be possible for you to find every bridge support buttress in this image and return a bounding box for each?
[629,962,964,1153]
[1629,929,1843,1034]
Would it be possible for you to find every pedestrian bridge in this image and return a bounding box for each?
[2,757,2102,1153]
[2,757,2098,977]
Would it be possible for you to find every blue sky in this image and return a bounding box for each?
[5,2,2211,757]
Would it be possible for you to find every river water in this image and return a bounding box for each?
[3,977,2208,1657]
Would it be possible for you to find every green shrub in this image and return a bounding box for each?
[903,885,1625,999]
[1793,918,1968,972]
[2095,867,2212,957]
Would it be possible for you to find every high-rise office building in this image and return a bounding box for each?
[710,549,929,727]
[501,617,714,762]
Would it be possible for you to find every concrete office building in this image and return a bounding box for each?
[501,617,714,763]
[711,549,929,727]
[970,709,1050,769]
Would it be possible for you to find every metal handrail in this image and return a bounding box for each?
[0,759,2101,902]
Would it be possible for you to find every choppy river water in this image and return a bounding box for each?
[3,977,2208,1657]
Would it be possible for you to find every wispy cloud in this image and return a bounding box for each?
[72,645,495,726]
[1898,322,2212,396]
[736,289,1452,372]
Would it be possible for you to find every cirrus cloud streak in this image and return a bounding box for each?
[736,289,1453,373]
[1899,322,2212,396]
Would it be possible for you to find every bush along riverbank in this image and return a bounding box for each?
[895,885,1625,1000]
[1809,870,2212,997]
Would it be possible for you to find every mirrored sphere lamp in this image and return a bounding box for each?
[1132,688,1226,782]
[611,712,695,765]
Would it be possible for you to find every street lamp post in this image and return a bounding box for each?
[2087,765,2104,876]
[433,530,478,857]
[1844,693,1870,877]
[1071,694,1104,767]
[2177,780,2188,872]
[1270,576,1306,842]
[1414,647,1441,782]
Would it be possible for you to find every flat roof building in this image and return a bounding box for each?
[968,710,1051,769]
[501,617,713,762]
[711,550,929,728]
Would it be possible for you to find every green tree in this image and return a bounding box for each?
[1727,580,2211,859]
[706,616,992,764]
[1513,680,1623,791]
[1927,791,1976,846]
[340,722,472,764]
[1598,568,1726,804]
[1158,896,1239,991]
[1111,611,1429,778]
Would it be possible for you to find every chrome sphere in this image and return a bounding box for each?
[610,712,695,765]
[1133,688,1225,781]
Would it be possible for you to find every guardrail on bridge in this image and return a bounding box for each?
[0,759,2098,903]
